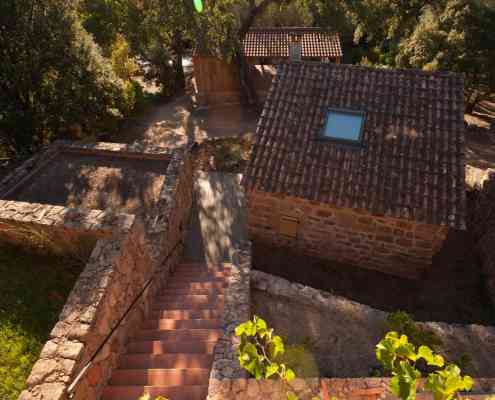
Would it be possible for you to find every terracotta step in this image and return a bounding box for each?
[166,282,227,290]
[127,339,217,354]
[134,329,221,341]
[150,309,222,320]
[177,263,232,272]
[109,368,210,386]
[170,276,227,285]
[102,384,208,400]
[152,300,223,310]
[172,271,229,280]
[142,318,221,330]
[156,294,224,303]
[119,353,213,369]
[162,287,224,295]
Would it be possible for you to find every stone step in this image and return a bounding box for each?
[119,354,213,369]
[102,385,208,400]
[162,287,225,296]
[166,282,227,291]
[156,294,225,303]
[109,368,210,386]
[134,329,221,342]
[142,318,221,330]
[152,300,223,310]
[150,309,222,320]
[172,271,229,280]
[177,263,232,272]
[126,340,217,354]
[169,276,227,284]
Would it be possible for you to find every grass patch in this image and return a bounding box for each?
[0,243,84,399]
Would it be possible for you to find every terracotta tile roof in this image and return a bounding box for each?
[244,63,467,229]
[243,28,342,59]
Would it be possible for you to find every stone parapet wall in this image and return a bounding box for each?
[208,240,251,386]
[19,146,195,400]
[471,171,495,308]
[0,200,134,244]
[247,191,448,279]
[207,377,495,400]
[250,271,495,378]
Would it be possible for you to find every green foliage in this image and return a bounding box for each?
[235,316,296,382]
[386,311,443,350]
[376,332,473,400]
[425,364,474,400]
[111,34,138,81]
[0,243,84,399]
[0,0,127,157]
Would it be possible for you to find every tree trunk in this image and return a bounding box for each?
[172,30,185,92]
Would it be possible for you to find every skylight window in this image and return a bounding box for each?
[322,108,365,144]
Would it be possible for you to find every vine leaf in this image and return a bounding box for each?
[417,345,444,367]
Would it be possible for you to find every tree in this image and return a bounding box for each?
[0,0,127,157]
[397,0,495,112]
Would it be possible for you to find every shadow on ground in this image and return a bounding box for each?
[253,229,495,325]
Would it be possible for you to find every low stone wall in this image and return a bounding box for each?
[206,377,495,400]
[251,271,495,378]
[471,171,495,308]
[0,200,134,256]
[19,146,195,400]
[208,240,251,385]
[208,270,495,400]
[247,191,448,279]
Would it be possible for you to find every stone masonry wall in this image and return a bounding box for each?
[471,171,495,308]
[0,200,134,256]
[19,146,194,400]
[251,271,495,378]
[206,377,495,400]
[247,191,448,279]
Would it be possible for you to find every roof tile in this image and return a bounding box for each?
[244,63,466,229]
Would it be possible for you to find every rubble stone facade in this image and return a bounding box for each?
[247,191,448,279]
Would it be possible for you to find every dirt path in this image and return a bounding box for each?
[113,95,258,148]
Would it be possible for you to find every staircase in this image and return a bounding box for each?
[102,262,230,400]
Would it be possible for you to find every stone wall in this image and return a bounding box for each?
[247,191,448,279]
[471,171,495,308]
[0,199,134,256]
[18,146,195,400]
[250,271,495,378]
[208,270,495,400]
[207,377,495,400]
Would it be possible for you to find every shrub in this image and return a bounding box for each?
[387,311,442,350]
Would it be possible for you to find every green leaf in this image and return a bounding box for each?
[271,335,285,358]
[425,364,473,400]
[417,346,444,367]
[193,0,203,13]
[285,367,296,382]
[265,363,279,378]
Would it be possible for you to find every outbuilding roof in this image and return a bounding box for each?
[243,27,342,59]
[244,63,467,229]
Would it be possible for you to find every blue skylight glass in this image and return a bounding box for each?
[323,110,364,142]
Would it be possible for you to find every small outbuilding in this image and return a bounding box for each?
[244,62,466,279]
[192,27,342,105]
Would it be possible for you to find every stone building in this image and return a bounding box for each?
[243,62,466,279]
[193,27,342,105]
